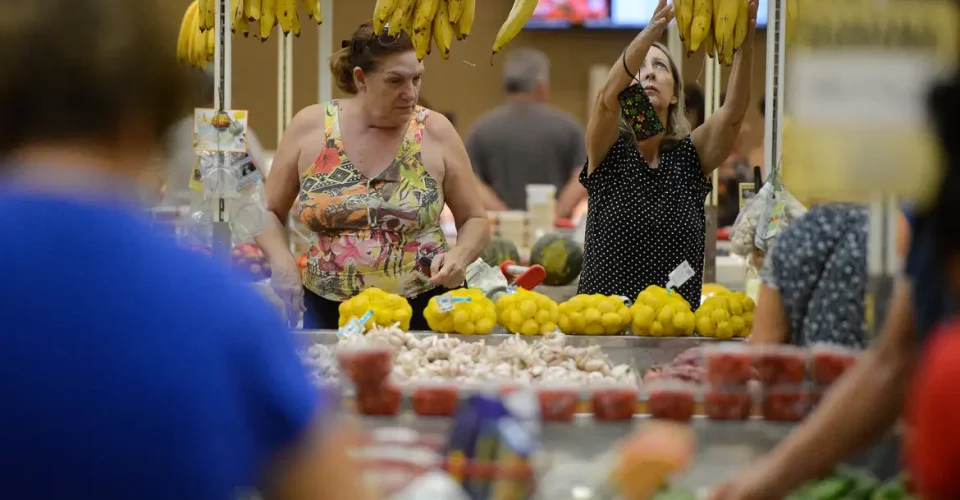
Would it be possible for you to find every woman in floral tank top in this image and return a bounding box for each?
[256,22,489,329]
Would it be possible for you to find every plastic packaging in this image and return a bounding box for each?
[356,384,402,416]
[754,345,808,385]
[591,383,639,421]
[535,383,581,422]
[645,380,698,422]
[336,345,394,390]
[761,385,815,422]
[411,381,460,417]
[703,344,754,384]
[811,344,859,386]
[704,385,753,421]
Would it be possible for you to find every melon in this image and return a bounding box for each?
[529,233,583,286]
[480,236,521,266]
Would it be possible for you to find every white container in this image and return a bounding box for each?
[497,210,527,249]
[526,184,556,247]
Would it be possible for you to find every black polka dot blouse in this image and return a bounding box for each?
[578,133,711,307]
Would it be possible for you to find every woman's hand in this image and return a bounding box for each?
[710,467,786,500]
[270,256,305,327]
[643,0,674,42]
[429,252,467,289]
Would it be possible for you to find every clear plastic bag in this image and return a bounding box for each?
[730,182,807,265]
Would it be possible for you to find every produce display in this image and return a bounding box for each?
[479,236,521,267]
[336,327,637,385]
[645,380,697,422]
[338,288,414,330]
[495,288,560,336]
[423,288,497,335]
[643,348,705,384]
[591,384,640,421]
[177,0,323,68]
[528,233,584,287]
[694,292,755,339]
[787,468,913,500]
[557,294,633,335]
[630,286,697,337]
[674,0,751,64]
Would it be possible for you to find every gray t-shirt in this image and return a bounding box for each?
[465,101,586,209]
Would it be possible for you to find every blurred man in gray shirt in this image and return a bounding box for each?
[465,49,587,218]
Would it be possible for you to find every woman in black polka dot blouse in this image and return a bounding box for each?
[579,0,758,307]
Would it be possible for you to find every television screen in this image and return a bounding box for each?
[527,0,768,29]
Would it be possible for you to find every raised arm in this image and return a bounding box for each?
[585,0,673,173]
[692,0,757,175]
[428,112,490,287]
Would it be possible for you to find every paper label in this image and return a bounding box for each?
[193,108,250,153]
[337,310,373,339]
[739,182,758,209]
[666,261,695,292]
[234,154,262,191]
[189,157,204,192]
[437,294,471,313]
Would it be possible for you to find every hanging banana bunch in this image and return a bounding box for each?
[675,0,752,65]
[178,0,323,68]
[372,0,475,61]
[492,0,538,56]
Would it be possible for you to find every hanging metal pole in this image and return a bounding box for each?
[764,0,785,178]
[318,0,334,102]
[277,34,294,139]
[212,0,233,263]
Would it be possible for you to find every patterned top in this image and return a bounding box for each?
[760,203,869,348]
[298,101,448,301]
[578,133,711,307]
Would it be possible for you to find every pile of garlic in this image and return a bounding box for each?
[334,325,636,385]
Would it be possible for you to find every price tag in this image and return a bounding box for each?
[437,294,471,313]
[666,261,695,294]
[337,310,373,339]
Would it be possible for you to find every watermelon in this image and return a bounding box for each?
[529,233,583,286]
[481,236,521,266]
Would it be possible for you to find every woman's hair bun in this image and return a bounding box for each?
[329,20,414,95]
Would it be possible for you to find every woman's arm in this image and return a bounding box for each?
[585,1,673,173]
[256,108,318,264]
[691,1,758,175]
[430,112,490,285]
[748,284,790,344]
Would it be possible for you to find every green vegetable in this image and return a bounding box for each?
[651,488,696,500]
[805,476,854,500]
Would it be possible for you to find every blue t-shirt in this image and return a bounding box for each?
[0,191,322,499]
[905,212,956,342]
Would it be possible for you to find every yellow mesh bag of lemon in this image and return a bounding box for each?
[496,288,559,336]
[694,292,755,339]
[424,288,498,335]
[338,288,413,330]
[558,294,633,335]
[629,286,697,337]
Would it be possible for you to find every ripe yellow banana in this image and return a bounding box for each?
[373,0,396,33]
[299,0,322,24]
[205,0,216,32]
[412,24,432,60]
[732,0,748,49]
[453,0,474,39]
[206,29,215,60]
[232,0,244,32]
[291,4,301,35]
[198,0,210,31]
[244,0,261,21]
[433,0,453,59]
[276,0,294,34]
[674,0,693,43]
[260,0,277,40]
[704,26,716,58]
[688,0,712,52]
[387,0,416,36]
[713,0,737,61]
[448,0,463,23]
[493,0,537,54]
[177,1,200,63]
[412,0,440,33]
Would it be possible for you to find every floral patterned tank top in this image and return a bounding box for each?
[298,101,448,301]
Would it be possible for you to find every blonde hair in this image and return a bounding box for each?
[619,42,691,150]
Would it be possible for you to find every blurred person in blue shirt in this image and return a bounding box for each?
[0,1,370,499]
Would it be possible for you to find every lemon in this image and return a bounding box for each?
[657,305,676,324]
[632,304,655,330]
[696,316,715,336]
[570,312,586,331]
[716,321,734,340]
[710,308,729,323]
[601,312,621,329]
[558,315,572,333]
[460,322,476,335]
[729,316,746,334]
[584,323,605,335]
[650,322,664,337]
[583,308,601,324]
[520,319,540,336]
[535,309,552,325]
[743,311,754,327]
[540,322,558,334]
[728,299,744,316]
[597,300,616,314]
[476,317,495,334]
[518,300,536,319]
